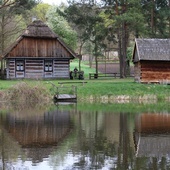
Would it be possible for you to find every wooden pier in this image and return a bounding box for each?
[54,93,77,102]
[49,82,77,102]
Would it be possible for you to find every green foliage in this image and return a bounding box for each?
[32,3,51,22]
[46,6,77,50]
[11,0,39,15]
[70,59,96,78]
[141,0,170,37]
[127,45,134,61]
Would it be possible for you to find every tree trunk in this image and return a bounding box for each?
[78,43,84,71]
[94,38,98,75]
[0,7,5,77]
[119,22,127,78]
[151,0,155,35]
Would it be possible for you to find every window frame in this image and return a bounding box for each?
[16,60,24,71]
[44,60,53,72]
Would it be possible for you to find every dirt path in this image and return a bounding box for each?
[92,63,134,74]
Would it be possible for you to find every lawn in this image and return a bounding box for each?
[0,60,169,103]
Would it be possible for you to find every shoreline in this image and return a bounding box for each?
[78,94,170,104]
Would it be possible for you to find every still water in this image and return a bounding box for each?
[0,102,170,170]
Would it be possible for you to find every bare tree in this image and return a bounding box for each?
[0,0,39,76]
[0,10,24,77]
[0,0,15,10]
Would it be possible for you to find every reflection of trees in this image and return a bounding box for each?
[117,113,133,169]
[2,104,170,169]
[68,111,135,169]
[0,107,73,169]
[0,124,23,170]
[74,111,116,169]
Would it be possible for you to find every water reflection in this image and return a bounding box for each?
[134,113,170,169]
[0,103,170,169]
[0,105,73,169]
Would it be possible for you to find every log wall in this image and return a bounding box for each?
[134,61,170,83]
[6,59,69,79]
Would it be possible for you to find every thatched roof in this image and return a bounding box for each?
[3,20,77,58]
[23,20,58,38]
[133,38,170,62]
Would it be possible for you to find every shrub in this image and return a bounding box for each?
[5,82,51,105]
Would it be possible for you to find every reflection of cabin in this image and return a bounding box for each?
[3,110,72,147]
[134,113,170,157]
[132,39,170,83]
[2,20,77,79]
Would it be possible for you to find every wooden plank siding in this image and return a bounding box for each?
[140,61,170,83]
[6,58,70,79]
[6,59,15,79]
[8,38,71,58]
[132,39,170,83]
[25,59,44,79]
[53,60,69,78]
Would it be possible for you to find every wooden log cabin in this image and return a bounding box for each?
[132,39,170,83]
[2,20,77,79]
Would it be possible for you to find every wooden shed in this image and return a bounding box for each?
[132,38,170,83]
[2,20,77,79]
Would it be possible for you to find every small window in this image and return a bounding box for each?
[16,60,24,71]
[45,60,53,72]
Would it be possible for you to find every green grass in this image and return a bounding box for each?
[0,60,169,103]
[70,59,96,78]
[0,78,169,102]
[69,60,169,101]
[44,78,169,102]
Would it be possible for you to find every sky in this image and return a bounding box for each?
[42,0,68,6]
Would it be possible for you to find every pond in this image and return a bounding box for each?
[0,102,170,170]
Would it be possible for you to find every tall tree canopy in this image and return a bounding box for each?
[1,0,169,77]
[32,3,50,22]
[101,0,145,77]
[46,5,77,50]
[0,0,39,74]
[141,0,170,37]
[65,0,110,73]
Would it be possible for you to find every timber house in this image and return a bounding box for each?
[2,20,77,79]
[132,38,170,83]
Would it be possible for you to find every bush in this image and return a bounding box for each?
[5,82,51,105]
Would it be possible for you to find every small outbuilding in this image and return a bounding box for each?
[132,38,170,83]
[2,20,77,79]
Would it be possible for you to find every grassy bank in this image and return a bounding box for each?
[0,78,169,103]
[46,78,169,102]
[0,59,169,103]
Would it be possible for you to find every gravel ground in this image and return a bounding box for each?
[92,63,134,74]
